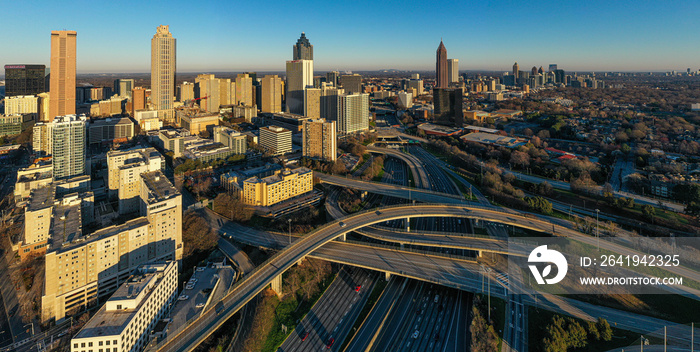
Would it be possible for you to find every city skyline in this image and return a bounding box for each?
[1,0,700,75]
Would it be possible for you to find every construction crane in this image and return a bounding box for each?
[186,96,209,108]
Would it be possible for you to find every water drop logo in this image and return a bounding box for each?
[528,245,568,284]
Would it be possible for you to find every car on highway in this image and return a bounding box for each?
[434,294,439,303]
[326,338,335,348]
[195,303,205,308]
[178,295,189,300]
[412,330,419,339]
[185,284,195,290]
[339,222,346,228]
[301,332,309,341]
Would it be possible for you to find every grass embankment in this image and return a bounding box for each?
[240,259,336,352]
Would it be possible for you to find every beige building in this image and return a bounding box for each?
[242,168,313,207]
[230,105,257,122]
[140,170,183,261]
[151,25,176,122]
[259,125,292,156]
[21,185,55,257]
[302,118,336,161]
[178,81,195,102]
[213,126,247,154]
[134,110,162,131]
[89,95,126,117]
[304,88,321,118]
[4,95,38,119]
[106,148,163,214]
[49,30,77,121]
[235,73,254,107]
[38,92,50,122]
[70,262,177,352]
[14,161,53,201]
[261,75,282,113]
[131,87,146,115]
[33,122,52,156]
[180,113,219,135]
[88,117,134,145]
[194,74,221,113]
[158,128,190,158]
[320,83,344,121]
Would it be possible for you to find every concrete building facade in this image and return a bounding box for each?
[259,125,292,155]
[302,118,336,161]
[337,93,369,134]
[151,25,176,122]
[52,114,87,180]
[49,31,77,121]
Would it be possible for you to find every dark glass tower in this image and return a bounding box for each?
[4,64,46,96]
[436,40,448,88]
[293,32,313,60]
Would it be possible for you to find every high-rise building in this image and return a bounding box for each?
[397,91,413,109]
[261,75,283,113]
[131,87,146,114]
[548,64,558,72]
[107,148,163,213]
[88,117,134,145]
[151,25,176,122]
[235,73,254,107]
[320,83,344,121]
[178,81,195,102]
[436,40,448,88]
[304,88,321,118]
[285,60,313,114]
[242,168,313,207]
[512,62,520,77]
[33,123,52,156]
[531,66,538,76]
[259,126,292,155]
[49,31,77,121]
[0,115,22,137]
[447,59,459,84]
[4,95,38,120]
[302,118,336,162]
[195,74,221,113]
[433,88,463,128]
[37,92,50,122]
[52,114,87,179]
[326,71,339,87]
[114,79,134,99]
[337,93,370,134]
[4,65,46,97]
[554,69,566,84]
[213,126,247,154]
[140,170,183,261]
[293,32,313,60]
[339,74,362,94]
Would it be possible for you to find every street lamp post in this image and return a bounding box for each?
[595,209,600,251]
[288,218,292,245]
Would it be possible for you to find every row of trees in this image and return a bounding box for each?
[542,316,612,352]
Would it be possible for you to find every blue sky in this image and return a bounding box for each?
[1,0,698,74]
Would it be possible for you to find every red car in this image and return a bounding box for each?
[326,338,335,349]
[355,285,362,292]
[301,332,309,341]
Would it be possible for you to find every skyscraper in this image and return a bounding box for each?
[433,88,463,128]
[4,65,46,97]
[302,118,337,161]
[337,93,370,134]
[261,75,283,113]
[326,71,339,87]
[151,25,176,122]
[304,88,321,118]
[286,60,313,114]
[339,74,362,94]
[52,114,87,179]
[447,59,459,84]
[436,40,448,88]
[235,73,254,106]
[293,32,313,60]
[114,79,134,99]
[512,62,519,77]
[49,31,77,121]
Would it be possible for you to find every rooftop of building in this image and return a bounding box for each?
[89,117,133,126]
[52,217,149,253]
[53,114,87,124]
[159,127,191,139]
[244,167,311,185]
[49,193,84,250]
[26,185,55,212]
[73,262,175,340]
[417,123,463,135]
[460,132,527,148]
[141,170,180,204]
[261,125,291,134]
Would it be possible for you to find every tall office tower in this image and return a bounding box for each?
[52,114,87,179]
[114,79,134,98]
[304,88,321,118]
[436,40,448,88]
[285,60,313,114]
[339,74,362,94]
[512,62,519,77]
[235,73,254,106]
[554,69,566,84]
[132,87,146,114]
[259,126,292,155]
[411,73,420,80]
[261,75,283,113]
[433,88,464,128]
[219,78,232,106]
[33,123,52,155]
[407,78,424,95]
[293,32,313,60]
[178,82,194,102]
[531,66,538,76]
[151,25,176,122]
[49,31,77,121]
[548,64,557,72]
[140,170,183,261]
[37,92,50,122]
[326,71,339,87]
[447,59,459,84]
[320,83,344,121]
[4,65,46,96]
[538,66,544,74]
[337,93,370,134]
[194,74,220,113]
[302,118,337,161]
[397,91,413,109]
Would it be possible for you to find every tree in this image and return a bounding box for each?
[182,211,218,260]
[597,318,613,341]
[526,196,553,214]
[510,150,530,169]
[641,204,656,219]
[602,182,614,198]
[213,193,255,223]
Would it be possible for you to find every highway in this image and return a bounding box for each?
[279,267,375,352]
[366,146,430,189]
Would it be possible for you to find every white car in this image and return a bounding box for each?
[185,285,195,290]
[196,267,205,272]
[178,295,189,301]
[412,330,419,339]
[195,303,205,308]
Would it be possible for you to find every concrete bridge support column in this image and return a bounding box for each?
[297,256,306,266]
[405,218,410,232]
[385,272,391,281]
[270,274,283,296]
[338,233,346,241]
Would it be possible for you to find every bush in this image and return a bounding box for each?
[526,196,553,214]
